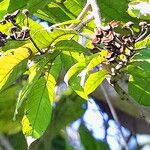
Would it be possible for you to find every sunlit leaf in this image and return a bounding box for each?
[15,52,61,119]
[84,70,108,95]
[0,47,31,92]
[64,61,86,86]
[24,72,56,137]
[60,51,85,72]
[32,29,76,49]
[55,40,89,54]
[69,74,88,100]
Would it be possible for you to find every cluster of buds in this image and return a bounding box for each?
[0,32,7,47]
[92,21,149,62]
[0,10,20,25]
[9,26,30,40]
[0,9,30,47]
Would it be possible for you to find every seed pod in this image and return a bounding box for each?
[0,20,6,25]
[9,26,18,33]
[0,31,7,47]
[4,10,20,22]
[139,21,147,27]
[22,9,29,16]
[125,21,134,28]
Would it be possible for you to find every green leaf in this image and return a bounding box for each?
[26,0,53,14]
[55,40,89,54]
[126,49,150,79]
[129,76,150,106]
[79,124,109,150]
[7,0,27,12]
[14,51,61,119]
[135,36,150,49]
[98,0,138,23]
[32,29,76,49]
[35,4,71,23]
[0,84,22,134]
[2,40,29,52]
[24,72,56,138]
[60,51,85,72]
[4,0,52,14]
[126,49,150,106]
[69,74,88,100]
[8,132,28,150]
[64,61,86,86]
[127,61,150,79]
[61,0,84,17]
[64,53,105,85]
[84,70,108,95]
[64,53,107,99]
[34,0,86,23]
[0,47,31,92]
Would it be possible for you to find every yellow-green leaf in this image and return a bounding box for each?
[0,47,31,92]
[24,72,56,138]
[84,70,108,95]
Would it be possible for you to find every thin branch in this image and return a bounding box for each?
[100,84,129,150]
[74,15,94,31]
[76,1,91,21]
[88,0,102,28]
[69,1,91,29]
[29,35,44,54]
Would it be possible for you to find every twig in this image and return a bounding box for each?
[74,15,94,31]
[100,84,129,150]
[29,35,44,54]
[88,0,102,28]
[69,1,91,28]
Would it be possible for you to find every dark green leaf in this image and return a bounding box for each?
[79,124,109,150]
[8,132,28,150]
[129,76,150,106]
[126,49,150,105]
[98,0,138,23]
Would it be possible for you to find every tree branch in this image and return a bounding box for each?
[100,84,129,150]
[88,0,102,28]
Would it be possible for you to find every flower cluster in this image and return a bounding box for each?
[92,21,149,62]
